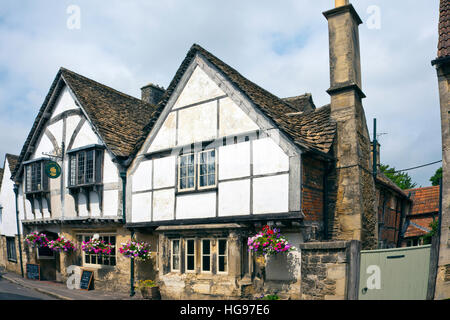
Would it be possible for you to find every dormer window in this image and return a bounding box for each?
[24,159,50,193]
[68,145,104,187]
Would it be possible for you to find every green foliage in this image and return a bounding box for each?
[379,164,417,190]
[430,167,443,186]
[261,294,280,300]
[421,220,440,244]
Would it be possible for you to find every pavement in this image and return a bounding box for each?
[0,268,143,300]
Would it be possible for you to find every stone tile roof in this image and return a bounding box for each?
[376,172,409,199]
[61,68,158,158]
[5,154,19,174]
[282,93,316,113]
[438,0,450,59]
[405,186,440,216]
[12,68,158,179]
[144,44,337,155]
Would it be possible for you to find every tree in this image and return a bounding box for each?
[379,164,417,190]
[421,219,440,245]
[430,167,442,186]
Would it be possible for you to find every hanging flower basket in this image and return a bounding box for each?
[119,240,152,261]
[24,231,49,248]
[81,238,113,255]
[47,236,77,253]
[247,225,295,257]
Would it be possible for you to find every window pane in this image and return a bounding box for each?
[70,156,77,186]
[180,177,186,189]
[77,152,85,184]
[86,150,94,183]
[187,256,195,271]
[173,256,180,270]
[187,177,195,188]
[173,240,179,254]
[219,240,226,255]
[200,175,207,187]
[202,240,210,254]
[219,256,226,272]
[208,174,215,186]
[202,256,210,271]
[187,240,194,254]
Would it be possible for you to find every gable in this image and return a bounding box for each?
[173,66,225,109]
[143,61,274,155]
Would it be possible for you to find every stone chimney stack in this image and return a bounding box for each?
[323,1,377,249]
[431,0,450,300]
[141,83,165,105]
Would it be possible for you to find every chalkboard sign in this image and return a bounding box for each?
[26,264,40,280]
[79,270,94,291]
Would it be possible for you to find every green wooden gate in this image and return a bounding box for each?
[359,245,431,300]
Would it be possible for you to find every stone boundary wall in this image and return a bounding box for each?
[300,240,360,300]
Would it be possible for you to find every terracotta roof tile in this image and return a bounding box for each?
[404,216,436,238]
[438,0,450,58]
[405,186,440,215]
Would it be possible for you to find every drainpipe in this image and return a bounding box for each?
[119,169,135,297]
[13,184,24,278]
[372,118,377,178]
[130,229,135,297]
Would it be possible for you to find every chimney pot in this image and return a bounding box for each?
[335,0,349,7]
[141,83,165,105]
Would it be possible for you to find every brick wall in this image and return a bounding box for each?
[302,155,325,223]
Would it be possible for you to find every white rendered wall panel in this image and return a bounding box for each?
[218,180,250,217]
[253,174,289,214]
[176,192,216,220]
[153,156,176,189]
[173,66,225,109]
[177,101,217,146]
[103,190,118,216]
[132,160,153,192]
[132,192,152,223]
[219,97,258,137]
[218,142,250,180]
[153,189,175,221]
[253,138,289,175]
[148,112,177,153]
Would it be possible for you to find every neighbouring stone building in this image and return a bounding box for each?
[0,0,418,300]
[431,0,450,301]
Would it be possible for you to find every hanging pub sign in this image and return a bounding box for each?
[45,161,61,179]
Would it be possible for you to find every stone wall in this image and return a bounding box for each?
[300,241,360,300]
[0,235,25,275]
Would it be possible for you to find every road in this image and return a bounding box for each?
[0,275,57,300]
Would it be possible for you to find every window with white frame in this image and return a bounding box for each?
[77,234,116,267]
[178,149,216,192]
[201,239,212,272]
[185,239,196,272]
[198,150,216,189]
[171,239,181,271]
[217,239,228,273]
[178,153,195,191]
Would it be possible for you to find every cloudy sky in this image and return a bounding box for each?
[0,0,442,187]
